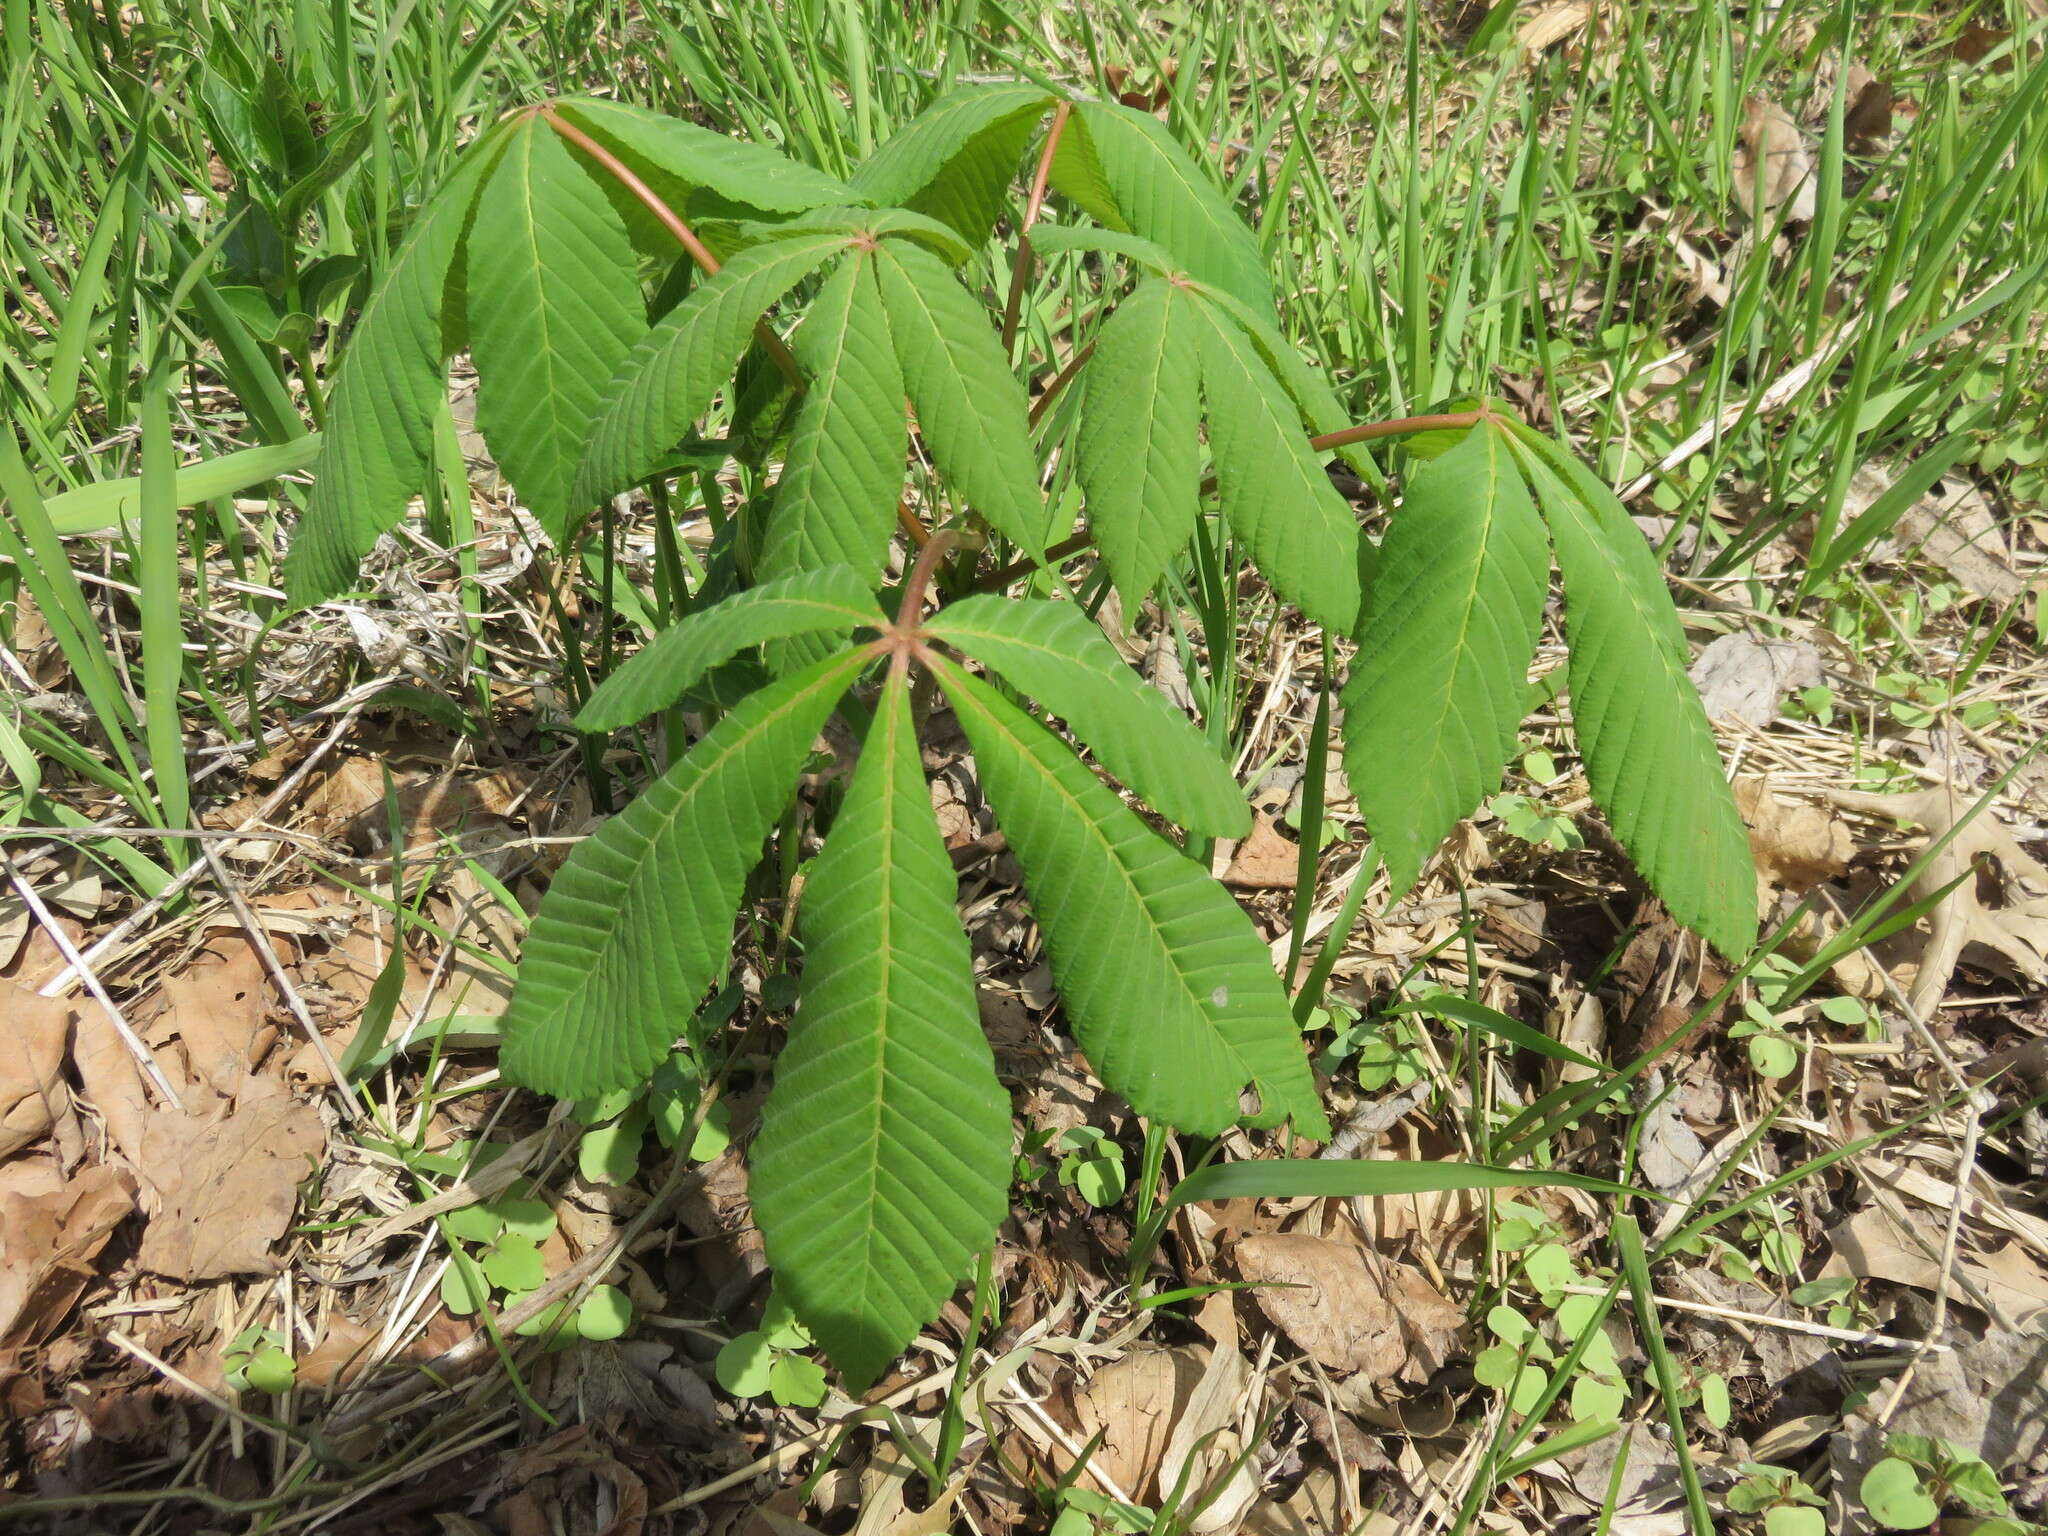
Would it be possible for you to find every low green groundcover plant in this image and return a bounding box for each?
[290,88,1755,1388]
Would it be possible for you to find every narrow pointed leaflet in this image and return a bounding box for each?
[750,673,1010,1392]
[573,231,848,510]
[848,84,1053,243]
[1507,425,1755,957]
[933,658,1326,1138]
[468,115,645,542]
[874,239,1050,557]
[551,98,855,214]
[924,594,1247,840]
[1074,279,1201,613]
[1343,421,1549,897]
[757,251,907,584]
[501,649,870,1098]
[285,123,508,606]
[1192,295,1361,633]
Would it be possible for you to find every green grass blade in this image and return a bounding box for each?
[1344,421,1549,897]
[924,593,1246,839]
[1164,1158,1644,1214]
[500,648,868,1097]
[933,656,1325,1139]
[750,671,1010,1391]
[41,436,322,536]
[136,360,189,855]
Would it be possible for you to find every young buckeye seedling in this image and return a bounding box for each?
[286,88,1756,1388]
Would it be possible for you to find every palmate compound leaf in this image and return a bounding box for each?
[756,250,908,585]
[571,230,849,511]
[923,594,1247,840]
[873,239,1051,557]
[1190,293,1361,634]
[848,84,1053,244]
[500,649,869,1098]
[931,657,1328,1140]
[1341,421,1549,898]
[749,671,1010,1393]
[1505,424,1756,957]
[467,115,645,542]
[285,121,510,607]
[1050,100,1271,310]
[1073,278,1201,614]
[578,567,888,732]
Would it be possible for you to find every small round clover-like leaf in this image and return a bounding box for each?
[441,1261,489,1316]
[1571,1375,1626,1423]
[715,1331,776,1398]
[1506,1363,1549,1414]
[1523,1242,1577,1305]
[481,1233,547,1292]
[1860,1457,1940,1530]
[444,1203,505,1245]
[240,1344,297,1395]
[1765,1510,1827,1536]
[768,1352,829,1408]
[578,1104,651,1185]
[759,1293,814,1352]
[575,1285,633,1342]
[1069,1155,1126,1209]
[1700,1371,1731,1429]
[1473,1343,1520,1388]
[1749,1033,1800,1079]
[493,1193,558,1242]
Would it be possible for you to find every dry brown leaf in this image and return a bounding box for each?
[0,981,70,1158]
[1160,1336,1259,1533]
[1234,1233,1463,1385]
[69,999,154,1166]
[1516,0,1591,56]
[0,1163,137,1351]
[1733,97,1816,221]
[1735,778,1854,891]
[1829,786,2048,1017]
[135,1074,325,1280]
[1222,815,1302,890]
[1690,634,1823,727]
[1071,1347,1205,1503]
[1820,1204,2048,1327]
[1843,65,1895,149]
[152,938,276,1095]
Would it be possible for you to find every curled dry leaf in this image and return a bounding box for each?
[1233,1232,1463,1386]
[1222,813,1302,890]
[1070,1346,1206,1503]
[1829,786,2048,1018]
[0,1163,137,1353]
[0,981,70,1158]
[1735,777,1854,891]
[1733,96,1816,222]
[1820,1203,2048,1327]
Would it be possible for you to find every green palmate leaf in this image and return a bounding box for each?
[1191,295,1361,632]
[573,231,848,510]
[757,251,907,584]
[1192,283,1371,474]
[1030,223,1181,276]
[923,594,1246,839]
[750,673,1009,1392]
[1342,422,1548,896]
[1052,100,1270,309]
[467,117,645,541]
[1507,425,1755,957]
[500,649,868,1097]
[850,84,1052,244]
[579,567,887,732]
[285,123,508,606]
[933,658,1326,1139]
[553,98,855,214]
[1074,279,1200,612]
[873,240,1049,556]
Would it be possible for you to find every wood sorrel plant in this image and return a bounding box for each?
[288,88,1755,1387]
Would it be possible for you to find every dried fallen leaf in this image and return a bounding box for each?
[1071,1347,1205,1503]
[152,937,276,1095]
[1843,65,1895,149]
[1735,778,1854,891]
[1222,814,1302,890]
[1690,633,1823,728]
[1160,1335,1258,1532]
[1820,1203,2048,1327]
[1733,96,1816,222]
[1234,1233,1463,1385]
[0,1163,137,1352]
[135,1074,325,1280]
[0,982,70,1158]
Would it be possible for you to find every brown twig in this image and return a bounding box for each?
[999,102,1071,357]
